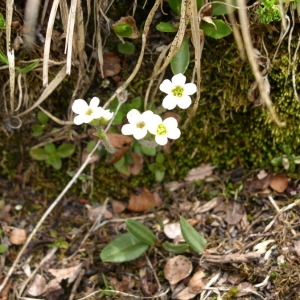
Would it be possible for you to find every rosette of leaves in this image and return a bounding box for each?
[30,143,75,170]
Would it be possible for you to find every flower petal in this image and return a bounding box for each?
[147,115,162,134]
[177,96,192,109]
[72,99,88,114]
[155,135,168,145]
[172,73,186,85]
[90,97,100,108]
[102,110,114,121]
[167,127,181,140]
[133,128,148,140]
[91,107,105,119]
[121,124,134,135]
[141,110,154,122]
[184,83,197,95]
[162,95,178,110]
[127,109,141,124]
[163,117,178,129]
[159,79,173,94]
[73,115,85,125]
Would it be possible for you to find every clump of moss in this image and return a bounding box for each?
[168,37,300,178]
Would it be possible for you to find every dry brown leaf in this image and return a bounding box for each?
[111,200,126,214]
[164,222,182,240]
[244,173,272,192]
[164,255,193,285]
[184,164,214,182]
[225,202,245,225]
[196,196,224,213]
[106,133,132,164]
[188,269,206,294]
[270,174,290,193]
[27,274,46,297]
[128,152,143,175]
[86,204,113,221]
[127,187,159,212]
[0,277,12,300]
[100,52,121,78]
[9,228,27,245]
[112,16,139,39]
[48,264,82,284]
[172,285,197,300]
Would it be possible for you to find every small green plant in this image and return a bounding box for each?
[100,217,207,263]
[257,0,282,24]
[0,13,6,29]
[31,111,49,137]
[30,143,75,170]
[0,49,40,73]
[271,146,300,172]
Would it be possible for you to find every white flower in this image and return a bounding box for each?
[121,109,154,140]
[72,97,113,125]
[159,73,197,110]
[148,115,181,145]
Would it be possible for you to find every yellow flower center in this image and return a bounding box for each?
[85,108,93,116]
[171,86,184,97]
[157,124,167,136]
[136,121,145,128]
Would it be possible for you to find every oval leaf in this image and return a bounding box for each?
[100,232,149,263]
[171,37,190,75]
[162,241,189,254]
[117,41,135,54]
[126,219,156,246]
[169,0,181,14]
[57,144,75,158]
[212,0,238,16]
[30,148,48,161]
[46,156,62,170]
[44,143,56,154]
[200,20,232,39]
[112,23,133,38]
[156,22,177,33]
[180,217,207,253]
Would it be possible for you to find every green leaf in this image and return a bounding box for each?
[114,155,125,168]
[141,144,156,156]
[46,155,62,170]
[16,60,40,73]
[180,216,207,253]
[156,153,165,164]
[129,97,143,110]
[30,148,48,161]
[212,0,238,16]
[156,22,177,33]
[112,23,134,37]
[0,49,8,64]
[200,19,232,39]
[117,41,135,54]
[100,232,149,263]
[57,144,75,158]
[169,0,181,14]
[37,111,49,124]
[171,37,190,75]
[126,219,156,246]
[169,0,202,15]
[0,13,6,29]
[162,241,189,253]
[31,124,45,137]
[155,169,165,182]
[44,143,56,154]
